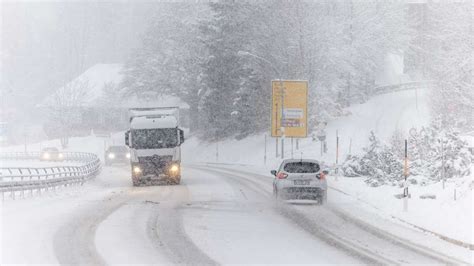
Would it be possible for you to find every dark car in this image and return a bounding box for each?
[105,145,130,165]
[40,147,64,161]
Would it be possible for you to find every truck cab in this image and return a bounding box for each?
[125,107,184,186]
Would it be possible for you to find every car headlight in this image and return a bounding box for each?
[108,153,115,159]
[133,166,142,174]
[58,153,64,159]
[126,153,131,159]
[169,164,179,173]
[42,153,50,159]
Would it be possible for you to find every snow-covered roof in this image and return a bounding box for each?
[38,64,123,107]
[39,63,189,109]
[131,116,178,129]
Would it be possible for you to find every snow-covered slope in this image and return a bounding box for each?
[183,88,431,166]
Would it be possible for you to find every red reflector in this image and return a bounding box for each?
[276,172,288,179]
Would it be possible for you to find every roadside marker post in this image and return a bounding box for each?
[403,139,409,212]
[335,130,339,175]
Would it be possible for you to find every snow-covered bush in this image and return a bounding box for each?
[344,123,473,186]
[410,122,472,182]
[342,131,403,186]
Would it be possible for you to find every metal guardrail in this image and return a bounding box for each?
[0,152,101,199]
[371,80,436,96]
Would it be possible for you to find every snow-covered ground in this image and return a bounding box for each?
[1,88,472,264]
[182,88,473,248]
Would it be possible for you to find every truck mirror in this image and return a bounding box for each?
[125,130,130,147]
[179,129,185,144]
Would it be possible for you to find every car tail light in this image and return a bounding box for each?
[276,172,288,179]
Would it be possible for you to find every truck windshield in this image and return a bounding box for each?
[132,128,178,149]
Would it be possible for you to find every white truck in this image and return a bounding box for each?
[125,107,185,186]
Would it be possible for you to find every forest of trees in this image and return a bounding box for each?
[120,1,472,141]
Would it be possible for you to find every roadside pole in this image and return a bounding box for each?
[264,134,267,165]
[281,138,284,159]
[403,139,408,212]
[441,140,445,189]
[216,142,218,162]
[275,137,279,158]
[279,79,285,160]
[275,102,279,158]
[291,137,294,158]
[335,130,339,174]
[349,138,352,155]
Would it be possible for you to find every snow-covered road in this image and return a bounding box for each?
[1,164,471,264]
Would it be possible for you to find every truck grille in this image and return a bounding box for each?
[138,155,173,175]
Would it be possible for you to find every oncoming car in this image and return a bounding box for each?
[105,145,130,166]
[271,159,328,204]
[40,147,64,161]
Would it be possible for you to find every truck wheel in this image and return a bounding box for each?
[132,177,140,186]
[171,176,181,185]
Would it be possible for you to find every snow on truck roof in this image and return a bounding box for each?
[130,115,178,129]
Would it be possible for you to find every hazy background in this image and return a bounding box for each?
[1,1,155,112]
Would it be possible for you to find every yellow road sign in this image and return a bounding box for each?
[271,80,308,138]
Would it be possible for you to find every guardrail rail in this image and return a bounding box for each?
[0,152,101,199]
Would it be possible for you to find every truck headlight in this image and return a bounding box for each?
[169,164,179,173]
[126,153,131,159]
[108,153,115,159]
[133,166,142,174]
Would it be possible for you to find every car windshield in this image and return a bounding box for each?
[131,128,177,149]
[108,146,128,153]
[284,162,320,173]
[43,148,58,152]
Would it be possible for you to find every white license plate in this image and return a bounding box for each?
[294,180,310,185]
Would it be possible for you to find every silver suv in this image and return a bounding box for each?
[271,159,328,204]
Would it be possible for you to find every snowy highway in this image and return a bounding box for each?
[2,163,469,265]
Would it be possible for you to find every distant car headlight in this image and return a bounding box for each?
[58,153,64,159]
[42,153,50,160]
[126,153,131,159]
[169,164,179,173]
[133,166,142,174]
[108,153,115,159]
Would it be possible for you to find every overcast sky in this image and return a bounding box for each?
[1,1,157,114]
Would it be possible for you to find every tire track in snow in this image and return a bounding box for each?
[53,193,128,265]
[194,165,467,265]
